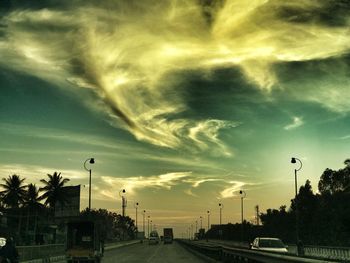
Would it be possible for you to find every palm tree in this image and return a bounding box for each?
[23,184,44,210]
[39,172,70,211]
[23,184,44,234]
[0,174,26,208]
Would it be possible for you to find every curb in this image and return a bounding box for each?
[21,255,66,263]
[105,240,141,250]
[21,240,141,263]
[177,241,219,263]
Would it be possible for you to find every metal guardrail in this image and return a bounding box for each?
[18,244,64,261]
[203,239,350,262]
[18,240,141,262]
[304,246,350,262]
[178,240,341,263]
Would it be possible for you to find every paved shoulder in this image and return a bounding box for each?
[103,241,208,263]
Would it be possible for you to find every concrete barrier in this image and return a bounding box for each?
[20,240,140,263]
[18,244,64,262]
[304,245,350,261]
[203,240,350,261]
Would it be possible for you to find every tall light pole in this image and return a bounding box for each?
[147,215,150,239]
[239,190,246,224]
[291,157,302,249]
[219,203,223,225]
[134,202,139,233]
[195,220,198,234]
[83,158,95,211]
[239,190,246,241]
[143,210,146,236]
[190,224,193,240]
[200,216,203,230]
[119,189,127,217]
[150,220,153,232]
[207,211,210,230]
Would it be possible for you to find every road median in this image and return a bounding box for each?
[20,240,141,263]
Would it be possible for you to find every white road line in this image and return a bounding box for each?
[147,245,162,262]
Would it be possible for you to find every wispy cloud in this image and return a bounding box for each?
[101,172,192,195]
[339,135,350,140]
[0,164,87,184]
[284,116,303,130]
[220,181,246,199]
[1,1,349,153]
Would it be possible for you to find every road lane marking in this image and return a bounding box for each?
[147,244,162,262]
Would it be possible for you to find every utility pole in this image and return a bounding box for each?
[143,210,146,235]
[207,211,210,230]
[255,205,260,225]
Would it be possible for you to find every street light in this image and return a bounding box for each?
[119,189,127,217]
[239,190,246,224]
[190,224,193,240]
[134,202,139,232]
[143,210,146,235]
[147,215,150,239]
[200,216,203,230]
[83,158,95,211]
[219,203,223,225]
[207,211,210,230]
[239,190,246,241]
[291,157,302,250]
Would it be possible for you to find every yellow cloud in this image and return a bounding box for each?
[1,0,349,151]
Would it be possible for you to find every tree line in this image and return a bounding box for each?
[207,159,350,246]
[0,172,136,245]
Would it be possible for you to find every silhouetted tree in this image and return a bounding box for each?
[318,160,350,195]
[291,180,318,244]
[260,205,293,242]
[39,172,69,213]
[80,208,136,241]
[23,184,45,234]
[0,175,26,208]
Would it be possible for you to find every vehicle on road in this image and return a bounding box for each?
[250,237,288,253]
[149,230,160,245]
[163,228,173,244]
[66,220,104,263]
[0,237,6,247]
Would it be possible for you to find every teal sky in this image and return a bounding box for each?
[1,0,350,236]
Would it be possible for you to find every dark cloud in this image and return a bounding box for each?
[198,0,225,26]
[0,0,64,13]
[276,0,350,26]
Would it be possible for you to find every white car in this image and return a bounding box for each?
[148,231,160,245]
[0,237,6,247]
[250,237,288,253]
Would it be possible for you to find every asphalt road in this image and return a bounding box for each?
[102,241,207,263]
[57,241,207,263]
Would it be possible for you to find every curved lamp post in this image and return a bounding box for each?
[83,158,95,211]
[239,190,246,224]
[134,202,139,232]
[143,210,146,235]
[119,189,127,217]
[219,203,223,225]
[239,190,246,241]
[207,210,210,230]
[291,157,302,249]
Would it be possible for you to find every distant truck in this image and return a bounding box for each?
[66,220,104,263]
[163,228,173,244]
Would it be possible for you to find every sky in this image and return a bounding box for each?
[0,0,350,237]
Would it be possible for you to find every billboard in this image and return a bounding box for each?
[55,185,80,218]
